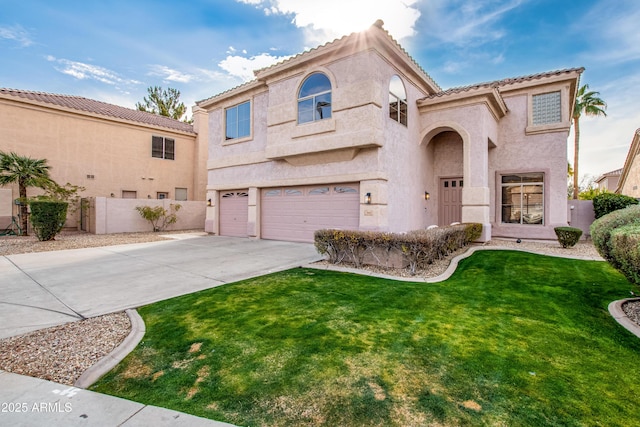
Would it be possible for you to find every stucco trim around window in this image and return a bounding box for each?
[525,85,572,135]
[223,100,252,145]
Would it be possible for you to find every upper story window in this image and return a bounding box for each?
[225,101,251,140]
[389,75,407,126]
[532,91,561,125]
[298,73,332,124]
[152,136,174,160]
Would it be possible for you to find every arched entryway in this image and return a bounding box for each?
[422,129,465,227]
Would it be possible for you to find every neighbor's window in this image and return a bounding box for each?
[225,101,251,140]
[532,91,561,125]
[298,73,332,124]
[501,173,544,225]
[157,192,168,199]
[152,136,175,160]
[122,190,137,199]
[175,188,188,201]
[389,75,407,126]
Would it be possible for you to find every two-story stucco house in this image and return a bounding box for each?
[0,88,209,228]
[197,20,582,243]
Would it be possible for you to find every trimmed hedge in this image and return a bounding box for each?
[554,226,582,248]
[314,223,482,275]
[610,224,640,285]
[591,205,640,266]
[592,192,638,219]
[29,200,68,241]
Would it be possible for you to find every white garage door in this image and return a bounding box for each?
[219,191,249,237]
[261,184,360,243]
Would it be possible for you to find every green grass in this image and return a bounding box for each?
[92,251,640,426]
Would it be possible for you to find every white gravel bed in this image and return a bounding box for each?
[0,312,130,386]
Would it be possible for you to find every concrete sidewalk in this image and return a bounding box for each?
[0,370,236,426]
[0,235,321,338]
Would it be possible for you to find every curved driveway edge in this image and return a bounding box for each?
[75,309,146,388]
[608,298,640,339]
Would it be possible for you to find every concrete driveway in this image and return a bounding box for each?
[0,235,321,339]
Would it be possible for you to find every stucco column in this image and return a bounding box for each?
[462,135,491,241]
[247,187,259,238]
[359,179,389,231]
[205,190,218,234]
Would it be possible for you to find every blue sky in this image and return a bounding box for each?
[2,0,639,181]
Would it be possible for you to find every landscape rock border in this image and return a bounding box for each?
[608,298,640,339]
[74,309,145,388]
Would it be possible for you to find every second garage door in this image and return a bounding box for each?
[261,184,360,242]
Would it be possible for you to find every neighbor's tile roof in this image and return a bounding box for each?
[422,68,585,100]
[0,88,195,134]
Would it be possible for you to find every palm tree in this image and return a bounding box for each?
[572,84,607,199]
[0,151,54,235]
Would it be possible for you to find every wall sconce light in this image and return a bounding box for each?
[147,195,151,199]
[207,198,212,207]
[424,191,430,201]
[365,192,372,204]
[110,193,115,197]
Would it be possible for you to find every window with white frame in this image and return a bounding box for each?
[389,75,407,126]
[152,136,175,160]
[532,91,561,125]
[501,173,544,225]
[298,73,332,124]
[225,101,251,140]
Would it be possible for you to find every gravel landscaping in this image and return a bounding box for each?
[1,231,638,387]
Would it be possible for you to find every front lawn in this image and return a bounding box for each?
[92,251,640,426]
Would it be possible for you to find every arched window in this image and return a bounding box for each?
[389,75,407,126]
[298,73,332,124]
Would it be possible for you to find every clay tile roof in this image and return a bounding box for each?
[249,20,439,91]
[422,68,585,100]
[0,88,195,134]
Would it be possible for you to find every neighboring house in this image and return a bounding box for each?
[594,168,622,193]
[0,88,208,228]
[197,21,582,243]
[616,129,640,197]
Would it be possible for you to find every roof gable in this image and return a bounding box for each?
[0,88,195,134]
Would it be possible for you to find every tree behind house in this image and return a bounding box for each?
[572,84,607,199]
[136,86,188,122]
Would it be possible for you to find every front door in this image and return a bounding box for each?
[439,177,463,225]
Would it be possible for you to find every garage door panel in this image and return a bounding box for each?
[219,191,249,237]
[261,184,359,243]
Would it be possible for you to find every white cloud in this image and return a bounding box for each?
[420,0,525,46]
[218,52,291,82]
[236,0,421,45]
[0,24,34,47]
[148,65,194,83]
[47,56,141,86]
[577,1,640,64]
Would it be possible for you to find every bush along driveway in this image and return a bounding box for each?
[92,250,640,427]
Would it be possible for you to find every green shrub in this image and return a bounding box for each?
[314,223,482,275]
[591,205,640,265]
[135,203,181,232]
[554,226,583,248]
[610,224,640,285]
[592,192,638,219]
[29,200,68,241]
